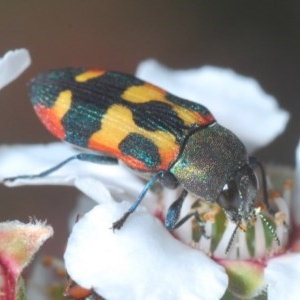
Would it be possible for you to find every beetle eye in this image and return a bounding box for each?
[217,180,240,211]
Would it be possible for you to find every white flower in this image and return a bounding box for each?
[0,59,296,300]
[0,48,31,90]
[65,202,227,300]
[259,140,300,299]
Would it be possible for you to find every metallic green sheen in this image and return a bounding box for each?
[170,123,248,202]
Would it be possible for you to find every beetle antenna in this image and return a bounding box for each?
[225,220,241,255]
[250,157,283,247]
[257,210,280,246]
[249,157,270,209]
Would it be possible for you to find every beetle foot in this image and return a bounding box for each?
[111,212,130,231]
[2,175,24,183]
[3,173,44,183]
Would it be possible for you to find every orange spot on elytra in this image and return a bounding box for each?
[75,69,105,82]
[34,105,66,139]
[121,83,167,103]
[33,90,72,140]
[88,104,180,171]
[122,84,215,127]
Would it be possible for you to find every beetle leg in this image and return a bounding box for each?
[165,193,210,237]
[3,153,118,182]
[225,220,241,254]
[112,171,166,230]
[249,156,270,209]
[249,156,286,246]
[249,157,286,219]
[165,190,188,229]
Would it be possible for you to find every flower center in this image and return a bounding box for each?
[189,176,292,260]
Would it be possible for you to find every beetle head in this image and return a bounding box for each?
[170,123,258,226]
[216,163,258,225]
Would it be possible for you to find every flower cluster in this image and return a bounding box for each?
[0,49,53,300]
[1,49,299,300]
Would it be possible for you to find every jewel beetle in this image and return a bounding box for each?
[4,67,275,238]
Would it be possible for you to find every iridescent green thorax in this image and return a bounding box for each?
[170,123,248,203]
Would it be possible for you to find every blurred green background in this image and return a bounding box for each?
[0,1,299,256]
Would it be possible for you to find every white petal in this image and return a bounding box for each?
[293,139,300,225]
[74,177,113,204]
[265,253,300,300]
[0,143,156,206]
[0,49,31,90]
[136,59,289,152]
[68,195,98,231]
[64,202,228,300]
